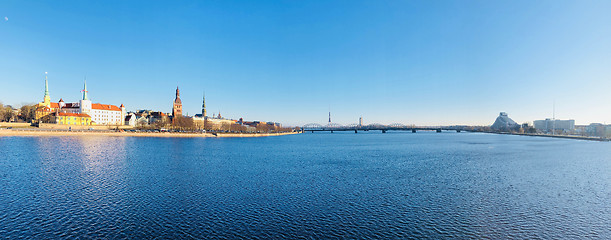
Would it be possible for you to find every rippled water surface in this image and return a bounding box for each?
[1,132,610,239]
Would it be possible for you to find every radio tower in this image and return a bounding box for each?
[328,111,331,123]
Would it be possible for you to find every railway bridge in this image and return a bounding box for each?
[301,123,465,133]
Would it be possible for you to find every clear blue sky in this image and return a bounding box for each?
[1,0,610,126]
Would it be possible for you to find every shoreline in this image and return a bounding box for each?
[484,131,609,142]
[0,129,300,138]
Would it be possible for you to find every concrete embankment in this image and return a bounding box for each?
[0,122,33,128]
[489,131,609,142]
[0,129,300,138]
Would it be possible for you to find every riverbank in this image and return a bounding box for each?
[488,131,609,142]
[0,129,300,138]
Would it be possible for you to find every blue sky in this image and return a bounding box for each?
[1,0,610,126]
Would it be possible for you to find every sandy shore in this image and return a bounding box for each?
[0,129,300,138]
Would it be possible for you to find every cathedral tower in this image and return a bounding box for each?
[172,86,182,117]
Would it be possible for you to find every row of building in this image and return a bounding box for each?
[34,74,282,131]
[491,112,611,137]
[35,75,126,126]
[161,86,282,130]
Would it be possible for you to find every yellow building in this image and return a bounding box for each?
[52,112,92,125]
[34,73,126,125]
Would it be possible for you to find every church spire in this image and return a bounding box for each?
[202,92,206,117]
[44,72,49,97]
[82,78,89,100]
[43,72,51,104]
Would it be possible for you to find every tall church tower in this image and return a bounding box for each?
[201,93,206,118]
[35,72,53,120]
[43,72,51,105]
[172,86,182,117]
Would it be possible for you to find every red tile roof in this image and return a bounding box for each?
[92,103,121,111]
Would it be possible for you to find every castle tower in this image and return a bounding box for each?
[79,79,92,114]
[82,79,88,100]
[172,86,182,117]
[120,104,126,125]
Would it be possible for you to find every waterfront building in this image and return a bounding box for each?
[205,116,237,130]
[136,116,149,126]
[50,112,92,125]
[491,112,520,131]
[34,75,126,125]
[243,121,281,131]
[125,113,137,126]
[585,123,611,138]
[533,119,575,133]
[149,112,169,124]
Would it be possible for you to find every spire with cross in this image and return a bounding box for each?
[81,78,88,100]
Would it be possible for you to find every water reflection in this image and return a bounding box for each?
[1,133,610,238]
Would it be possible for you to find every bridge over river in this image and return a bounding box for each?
[302,123,466,133]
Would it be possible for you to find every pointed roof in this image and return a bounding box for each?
[174,86,181,104]
[120,104,124,108]
[44,73,50,98]
[82,79,89,100]
[59,98,64,102]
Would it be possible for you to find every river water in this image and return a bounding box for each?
[0,132,609,239]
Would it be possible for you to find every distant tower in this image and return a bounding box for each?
[82,78,89,100]
[359,116,363,126]
[43,72,51,104]
[328,111,331,123]
[79,78,92,114]
[120,103,126,125]
[172,86,182,117]
[201,92,206,118]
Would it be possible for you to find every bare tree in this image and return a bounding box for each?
[153,117,170,129]
[2,106,15,122]
[172,116,195,131]
[19,105,36,123]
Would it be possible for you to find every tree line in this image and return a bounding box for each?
[0,103,37,122]
[135,115,295,133]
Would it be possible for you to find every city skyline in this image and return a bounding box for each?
[1,1,610,126]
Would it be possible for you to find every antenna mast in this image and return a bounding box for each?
[552,100,556,135]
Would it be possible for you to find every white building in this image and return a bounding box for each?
[125,113,137,126]
[534,119,575,133]
[55,80,126,125]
